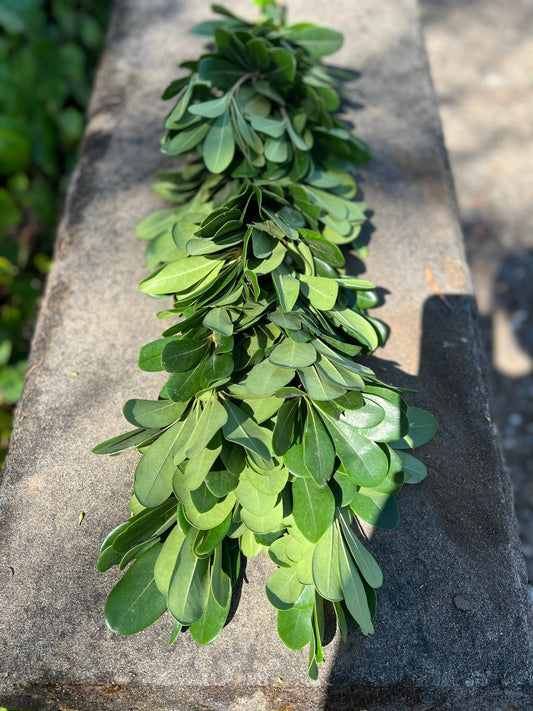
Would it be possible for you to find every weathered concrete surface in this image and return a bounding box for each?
[0,0,532,709]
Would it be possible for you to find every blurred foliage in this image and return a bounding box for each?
[0,0,111,466]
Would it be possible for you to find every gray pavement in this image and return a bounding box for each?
[421,0,533,586]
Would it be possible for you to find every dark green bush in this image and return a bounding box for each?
[0,0,111,465]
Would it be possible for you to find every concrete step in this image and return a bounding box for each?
[1,0,532,709]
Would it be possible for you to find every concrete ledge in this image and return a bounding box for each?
[1,0,532,709]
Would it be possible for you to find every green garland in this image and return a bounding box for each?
[94,2,437,679]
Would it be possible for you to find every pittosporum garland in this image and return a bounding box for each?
[94,1,437,679]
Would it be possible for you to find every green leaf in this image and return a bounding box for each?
[392,407,438,449]
[350,492,399,531]
[338,511,383,588]
[222,400,272,461]
[134,416,196,507]
[343,394,407,443]
[105,544,166,635]
[203,307,233,336]
[292,478,335,543]
[166,358,207,402]
[139,257,220,295]
[244,358,295,396]
[245,462,288,496]
[189,578,231,645]
[162,122,210,156]
[111,498,177,556]
[271,269,300,311]
[211,542,231,607]
[320,412,389,487]
[277,605,314,650]
[398,451,427,484]
[189,94,229,118]
[268,47,296,83]
[298,365,346,401]
[300,229,345,267]
[266,566,303,610]
[183,435,222,489]
[205,466,239,497]
[337,526,374,635]
[250,116,286,138]
[123,399,188,429]
[302,407,335,486]
[203,110,235,173]
[312,524,343,601]
[299,275,338,310]
[284,443,311,479]
[240,496,285,534]
[273,399,299,455]
[92,427,159,455]
[186,397,228,460]
[194,513,232,557]
[235,476,278,516]
[269,340,316,369]
[264,136,289,163]
[184,492,236,530]
[161,339,208,373]
[154,525,186,594]
[167,527,210,626]
[327,306,379,350]
[289,26,343,57]
[198,56,245,89]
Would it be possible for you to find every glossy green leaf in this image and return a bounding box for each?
[203,110,235,173]
[338,510,383,588]
[277,605,314,650]
[154,525,186,594]
[273,399,299,455]
[398,451,428,484]
[123,399,188,429]
[92,427,159,455]
[167,527,210,626]
[184,492,236,530]
[211,542,231,607]
[139,257,220,295]
[190,580,231,644]
[270,340,316,369]
[289,26,343,57]
[134,417,197,507]
[162,122,210,156]
[245,358,295,396]
[105,544,166,635]
[327,306,379,350]
[266,566,304,610]
[292,478,335,543]
[162,338,208,373]
[320,411,389,487]
[312,524,343,601]
[302,406,335,485]
[392,407,438,449]
[350,492,399,531]
[222,400,272,461]
[235,476,278,516]
[298,365,346,401]
[337,527,374,635]
[189,94,229,118]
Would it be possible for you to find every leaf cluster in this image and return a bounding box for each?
[94,2,437,679]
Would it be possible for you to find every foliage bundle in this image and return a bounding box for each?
[94,2,437,678]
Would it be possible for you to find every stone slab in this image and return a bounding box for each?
[0,0,532,709]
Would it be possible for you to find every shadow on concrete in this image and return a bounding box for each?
[321,293,532,709]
